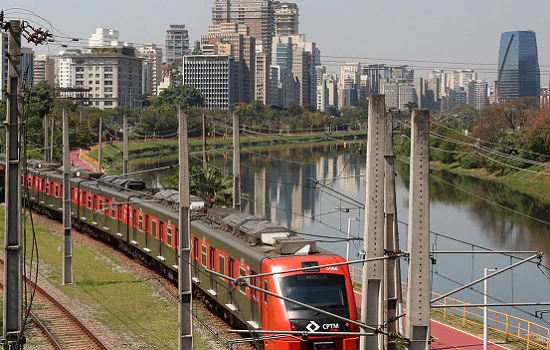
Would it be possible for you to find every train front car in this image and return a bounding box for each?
[261,253,359,350]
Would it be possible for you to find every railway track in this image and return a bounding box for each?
[0,260,108,350]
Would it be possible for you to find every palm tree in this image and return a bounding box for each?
[405,101,418,113]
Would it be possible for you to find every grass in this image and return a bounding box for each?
[0,205,208,349]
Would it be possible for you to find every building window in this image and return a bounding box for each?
[104,67,113,72]
[104,74,113,79]
[95,74,100,78]
[105,81,113,85]
[104,101,113,106]
[104,87,113,92]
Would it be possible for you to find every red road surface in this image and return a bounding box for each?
[69,150,95,171]
[353,292,509,349]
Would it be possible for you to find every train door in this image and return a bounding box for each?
[144,214,150,250]
[209,247,216,292]
[132,210,138,243]
[158,221,164,258]
[193,237,199,278]
[250,274,259,325]
[228,258,235,305]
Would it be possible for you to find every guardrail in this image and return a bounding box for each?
[350,265,550,350]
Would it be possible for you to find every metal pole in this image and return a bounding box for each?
[202,113,207,167]
[346,217,351,262]
[431,254,540,303]
[384,110,401,350]
[233,112,241,211]
[483,268,498,350]
[123,114,129,176]
[3,19,23,350]
[360,94,386,350]
[178,106,193,350]
[62,108,73,285]
[98,117,102,173]
[431,302,550,308]
[405,109,431,350]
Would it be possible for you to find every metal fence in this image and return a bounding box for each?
[349,265,550,350]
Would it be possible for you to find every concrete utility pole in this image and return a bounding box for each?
[97,117,102,173]
[202,113,207,167]
[405,109,431,350]
[384,110,403,349]
[177,106,193,350]
[123,114,129,176]
[50,117,54,161]
[62,108,73,285]
[44,116,48,161]
[360,94,386,350]
[3,20,23,349]
[232,112,241,211]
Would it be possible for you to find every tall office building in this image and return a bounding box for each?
[165,25,190,66]
[274,2,299,37]
[271,36,295,107]
[182,55,235,111]
[201,23,256,103]
[497,30,540,103]
[450,69,477,90]
[381,82,415,110]
[212,0,274,54]
[137,43,163,96]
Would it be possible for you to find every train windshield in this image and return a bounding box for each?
[279,274,348,311]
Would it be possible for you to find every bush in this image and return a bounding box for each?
[460,154,482,169]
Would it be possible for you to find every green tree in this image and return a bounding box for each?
[154,85,205,111]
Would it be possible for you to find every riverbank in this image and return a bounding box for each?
[85,131,366,174]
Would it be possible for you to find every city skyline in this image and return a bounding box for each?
[2,0,549,83]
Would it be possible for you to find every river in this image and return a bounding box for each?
[135,144,550,327]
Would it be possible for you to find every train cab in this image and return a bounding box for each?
[260,248,359,350]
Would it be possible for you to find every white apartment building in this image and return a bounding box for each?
[274,2,299,37]
[89,28,120,47]
[382,82,415,110]
[33,55,55,86]
[182,55,235,111]
[137,43,163,96]
[450,69,477,90]
[468,80,488,110]
[55,49,82,89]
[72,47,142,109]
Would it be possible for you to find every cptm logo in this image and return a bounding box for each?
[306,320,321,332]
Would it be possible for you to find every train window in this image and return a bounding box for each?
[264,280,268,304]
[27,176,32,188]
[98,198,104,214]
[88,194,93,208]
[167,225,173,246]
[239,267,247,295]
[45,181,50,194]
[152,220,158,239]
[54,184,59,198]
[218,254,226,280]
[138,213,144,232]
[209,247,215,270]
[201,244,207,267]
[193,238,199,261]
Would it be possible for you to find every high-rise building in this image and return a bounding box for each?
[212,0,274,54]
[497,30,540,103]
[288,34,318,107]
[33,55,55,86]
[201,23,256,103]
[137,43,163,96]
[54,49,82,88]
[21,48,35,90]
[182,55,235,111]
[413,77,426,108]
[165,25,190,66]
[450,69,477,90]
[89,28,120,47]
[341,62,360,88]
[72,46,142,109]
[382,82,415,110]
[274,2,299,37]
[255,52,270,104]
[468,80,488,110]
[430,70,450,96]
[271,36,295,107]
[1,32,8,100]
[426,78,440,111]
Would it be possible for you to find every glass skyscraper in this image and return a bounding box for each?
[497,31,540,102]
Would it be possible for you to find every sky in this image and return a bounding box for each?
[3,0,549,83]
